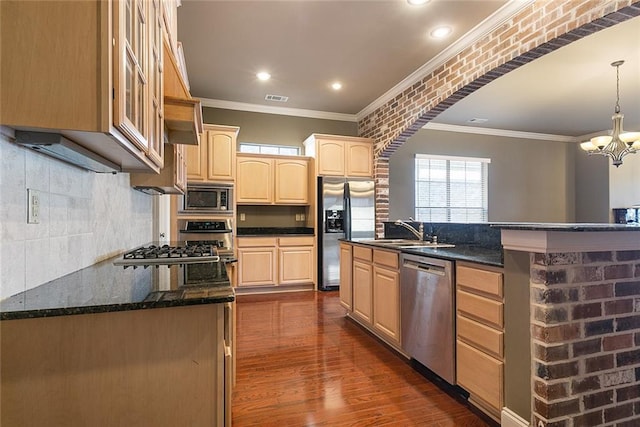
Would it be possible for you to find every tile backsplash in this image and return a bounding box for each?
[0,133,153,299]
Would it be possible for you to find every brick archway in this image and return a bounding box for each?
[359,0,640,236]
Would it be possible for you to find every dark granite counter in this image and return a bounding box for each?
[1,254,234,321]
[492,222,640,231]
[237,227,314,236]
[347,239,503,267]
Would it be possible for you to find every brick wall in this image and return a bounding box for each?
[359,0,640,236]
[531,250,640,427]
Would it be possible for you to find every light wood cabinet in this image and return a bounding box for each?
[187,124,238,183]
[339,243,353,310]
[455,262,504,421]
[236,154,310,205]
[237,237,277,287]
[1,0,163,172]
[279,236,314,285]
[236,156,273,203]
[342,244,401,347]
[372,251,400,345]
[352,260,373,323]
[275,159,309,204]
[130,143,186,194]
[1,304,229,426]
[237,236,314,288]
[303,134,373,178]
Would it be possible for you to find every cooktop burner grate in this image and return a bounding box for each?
[114,244,220,268]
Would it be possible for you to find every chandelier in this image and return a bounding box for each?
[580,60,640,167]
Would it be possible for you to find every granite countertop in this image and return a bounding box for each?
[347,239,503,267]
[491,222,640,231]
[237,227,315,236]
[1,254,234,321]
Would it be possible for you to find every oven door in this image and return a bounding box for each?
[183,262,227,285]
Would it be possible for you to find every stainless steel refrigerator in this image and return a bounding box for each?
[317,177,375,291]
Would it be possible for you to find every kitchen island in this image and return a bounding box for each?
[1,250,234,427]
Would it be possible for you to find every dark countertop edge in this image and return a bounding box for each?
[0,293,235,321]
[345,240,503,268]
[491,223,640,231]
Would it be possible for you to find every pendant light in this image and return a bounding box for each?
[580,60,640,167]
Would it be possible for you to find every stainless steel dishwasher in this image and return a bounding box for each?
[400,253,455,384]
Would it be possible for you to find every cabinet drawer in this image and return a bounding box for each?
[237,237,277,248]
[457,265,503,299]
[457,340,503,412]
[278,236,314,246]
[353,245,372,262]
[457,289,503,329]
[373,249,398,269]
[457,315,503,359]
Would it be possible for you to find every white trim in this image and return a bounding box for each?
[501,229,640,253]
[199,97,357,122]
[501,408,529,427]
[423,122,578,143]
[415,153,491,163]
[355,0,535,121]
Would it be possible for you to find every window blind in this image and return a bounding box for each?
[414,154,490,222]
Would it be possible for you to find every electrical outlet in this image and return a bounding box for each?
[295,214,301,221]
[301,213,305,221]
[240,213,246,221]
[27,189,40,224]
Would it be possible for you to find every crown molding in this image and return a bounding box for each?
[199,98,357,122]
[355,0,535,121]
[424,122,578,143]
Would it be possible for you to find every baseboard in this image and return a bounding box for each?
[501,407,529,427]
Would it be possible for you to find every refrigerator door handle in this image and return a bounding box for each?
[344,182,352,240]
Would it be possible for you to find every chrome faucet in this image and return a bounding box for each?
[394,219,424,240]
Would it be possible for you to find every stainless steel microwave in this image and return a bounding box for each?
[180,184,233,214]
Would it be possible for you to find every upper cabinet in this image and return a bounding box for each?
[186,124,238,183]
[304,134,373,178]
[1,1,161,172]
[236,154,310,205]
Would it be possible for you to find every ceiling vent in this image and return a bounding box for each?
[265,94,289,102]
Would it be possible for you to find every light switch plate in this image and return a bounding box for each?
[27,189,40,224]
[240,213,246,221]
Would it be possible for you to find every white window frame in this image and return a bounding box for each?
[414,153,490,223]
[239,142,300,156]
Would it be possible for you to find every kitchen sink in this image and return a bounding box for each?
[357,239,455,249]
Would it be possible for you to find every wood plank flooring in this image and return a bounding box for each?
[233,290,493,426]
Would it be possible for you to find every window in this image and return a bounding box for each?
[239,143,300,156]
[415,154,490,222]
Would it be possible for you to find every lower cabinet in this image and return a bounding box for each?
[344,243,401,348]
[339,243,353,310]
[455,262,504,422]
[237,236,315,289]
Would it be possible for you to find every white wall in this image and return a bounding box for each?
[609,152,640,210]
[0,133,153,299]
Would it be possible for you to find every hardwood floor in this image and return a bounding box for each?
[233,290,492,426]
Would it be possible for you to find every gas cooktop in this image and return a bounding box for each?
[113,244,220,268]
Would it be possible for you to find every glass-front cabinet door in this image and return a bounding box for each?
[147,0,164,166]
[113,0,149,153]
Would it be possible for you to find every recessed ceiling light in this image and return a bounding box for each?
[256,71,271,81]
[331,82,342,90]
[430,26,452,39]
[407,0,429,5]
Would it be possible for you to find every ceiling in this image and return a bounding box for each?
[177,1,640,139]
